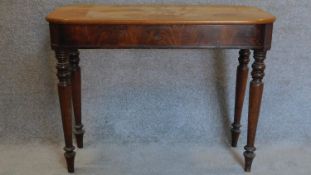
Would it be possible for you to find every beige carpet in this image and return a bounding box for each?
[0,141,310,175]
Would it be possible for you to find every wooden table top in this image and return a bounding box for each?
[46,4,276,25]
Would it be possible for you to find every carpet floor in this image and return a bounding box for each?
[0,141,310,175]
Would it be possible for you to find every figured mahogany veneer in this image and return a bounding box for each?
[46,4,275,25]
[46,4,276,173]
[49,24,273,49]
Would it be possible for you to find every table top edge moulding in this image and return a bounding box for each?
[46,4,276,25]
[46,4,276,173]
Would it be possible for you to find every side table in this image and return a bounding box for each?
[46,4,276,173]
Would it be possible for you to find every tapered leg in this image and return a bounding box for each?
[231,49,250,147]
[244,49,267,172]
[69,49,84,148]
[55,49,76,173]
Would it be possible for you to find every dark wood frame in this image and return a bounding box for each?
[49,23,273,173]
[50,24,272,49]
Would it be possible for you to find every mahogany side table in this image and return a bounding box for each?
[46,4,276,173]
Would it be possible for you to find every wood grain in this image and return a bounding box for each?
[46,4,276,25]
[49,24,270,49]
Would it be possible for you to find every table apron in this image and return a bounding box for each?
[49,24,273,49]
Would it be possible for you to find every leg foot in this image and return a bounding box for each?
[244,146,256,172]
[74,124,84,148]
[231,124,241,147]
[64,146,76,173]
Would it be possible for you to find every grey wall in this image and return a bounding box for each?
[0,0,310,147]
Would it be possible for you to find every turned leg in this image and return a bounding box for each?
[69,49,84,148]
[231,49,250,147]
[55,49,76,173]
[244,49,267,172]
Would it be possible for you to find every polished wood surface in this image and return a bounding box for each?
[46,4,276,25]
[231,49,250,147]
[69,50,84,149]
[55,49,75,173]
[48,4,275,173]
[244,49,267,172]
[49,24,272,49]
